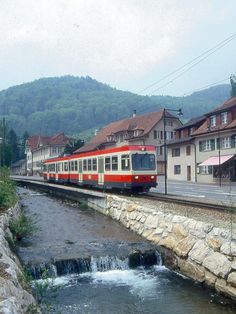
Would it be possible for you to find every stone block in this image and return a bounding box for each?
[174,236,196,257]
[173,224,188,239]
[189,240,212,264]
[178,259,205,282]
[221,242,236,256]
[205,270,217,287]
[215,278,236,298]
[206,236,222,251]
[145,215,158,229]
[159,236,178,250]
[227,272,236,288]
[203,252,231,278]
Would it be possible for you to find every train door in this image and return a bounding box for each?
[79,160,83,183]
[98,157,104,185]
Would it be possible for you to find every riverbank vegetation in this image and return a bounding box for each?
[0,167,17,211]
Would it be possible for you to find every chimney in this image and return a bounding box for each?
[133,110,136,118]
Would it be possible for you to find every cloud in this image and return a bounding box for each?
[0,0,234,94]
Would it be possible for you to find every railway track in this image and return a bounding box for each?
[141,192,234,212]
[13,176,235,212]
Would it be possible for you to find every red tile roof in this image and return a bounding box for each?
[27,133,71,151]
[76,110,180,153]
[206,97,236,115]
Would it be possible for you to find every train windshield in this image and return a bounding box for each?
[132,153,156,170]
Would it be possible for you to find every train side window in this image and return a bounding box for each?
[75,161,78,171]
[105,157,111,171]
[71,161,74,171]
[112,156,118,171]
[64,162,68,171]
[62,163,64,171]
[83,159,87,171]
[92,158,97,171]
[121,155,130,170]
[88,159,92,171]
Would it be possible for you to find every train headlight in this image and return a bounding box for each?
[134,176,139,179]
[151,176,155,179]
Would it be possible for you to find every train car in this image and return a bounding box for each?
[43,145,157,193]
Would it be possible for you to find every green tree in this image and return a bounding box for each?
[64,139,84,154]
[7,129,20,163]
[230,75,236,97]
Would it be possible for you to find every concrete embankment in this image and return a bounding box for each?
[0,204,36,314]
[88,194,236,303]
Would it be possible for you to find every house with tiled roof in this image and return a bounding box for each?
[76,110,182,174]
[167,97,236,183]
[26,133,72,175]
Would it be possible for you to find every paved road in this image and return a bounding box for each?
[151,176,236,205]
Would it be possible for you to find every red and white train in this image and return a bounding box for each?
[43,145,157,193]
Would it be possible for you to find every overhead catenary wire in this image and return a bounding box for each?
[138,33,236,94]
[149,36,236,94]
[181,77,230,97]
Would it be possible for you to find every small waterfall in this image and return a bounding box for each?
[90,256,129,272]
[28,250,161,279]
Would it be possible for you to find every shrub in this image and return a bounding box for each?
[0,167,18,210]
[9,213,36,242]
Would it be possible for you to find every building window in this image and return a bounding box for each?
[199,165,213,175]
[199,139,215,151]
[221,137,231,149]
[166,120,173,126]
[157,146,162,156]
[210,115,216,127]
[154,130,157,139]
[221,112,228,125]
[172,148,180,157]
[190,127,194,135]
[186,146,191,155]
[174,165,181,175]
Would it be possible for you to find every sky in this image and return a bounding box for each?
[0,0,235,96]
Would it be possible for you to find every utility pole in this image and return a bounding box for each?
[2,117,6,166]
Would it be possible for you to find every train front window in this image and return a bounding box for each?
[132,153,156,170]
[121,155,130,171]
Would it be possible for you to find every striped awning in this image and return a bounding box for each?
[199,154,235,166]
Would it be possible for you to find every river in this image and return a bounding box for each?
[17,187,235,314]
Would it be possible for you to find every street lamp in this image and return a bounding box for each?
[163,108,183,195]
[218,128,221,187]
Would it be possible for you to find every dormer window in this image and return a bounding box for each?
[133,130,139,137]
[210,115,216,127]
[221,112,228,125]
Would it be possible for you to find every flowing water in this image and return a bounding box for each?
[17,187,236,314]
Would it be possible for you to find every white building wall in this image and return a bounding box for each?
[167,144,196,182]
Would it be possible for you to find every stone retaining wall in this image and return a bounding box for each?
[0,204,37,314]
[90,195,236,301]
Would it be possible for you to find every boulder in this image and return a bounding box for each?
[173,224,188,239]
[205,270,217,287]
[159,236,178,250]
[145,215,158,229]
[203,252,231,278]
[215,278,236,299]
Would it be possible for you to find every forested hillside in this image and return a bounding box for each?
[0,76,231,137]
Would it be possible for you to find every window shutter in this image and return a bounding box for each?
[199,141,202,152]
[210,139,215,150]
[231,135,236,148]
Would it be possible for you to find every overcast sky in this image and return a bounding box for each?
[0,0,235,96]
